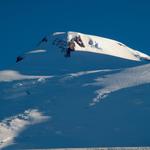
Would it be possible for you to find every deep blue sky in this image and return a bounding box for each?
[0,0,150,69]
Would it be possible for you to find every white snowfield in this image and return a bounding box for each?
[0,109,49,149]
[0,70,51,82]
[66,32,150,61]
[84,63,150,106]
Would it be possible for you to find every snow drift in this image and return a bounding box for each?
[0,109,49,149]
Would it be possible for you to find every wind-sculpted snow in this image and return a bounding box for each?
[85,63,150,106]
[1,64,150,148]
[26,49,47,54]
[0,109,49,149]
[0,70,52,82]
[62,69,116,81]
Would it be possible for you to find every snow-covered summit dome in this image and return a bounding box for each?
[14,32,150,75]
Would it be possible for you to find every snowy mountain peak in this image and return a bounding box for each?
[1,32,150,149]
[16,31,150,65]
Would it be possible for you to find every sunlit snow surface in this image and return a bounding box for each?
[86,64,150,106]
[1,32,150,149]
[1,64,150,149]
[0,70,51,82]
[0,109,49,149]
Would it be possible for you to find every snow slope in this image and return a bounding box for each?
[0,32,150,149]
[67,32,150,61]
[0,70,51,82]
[0,109,49,149]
